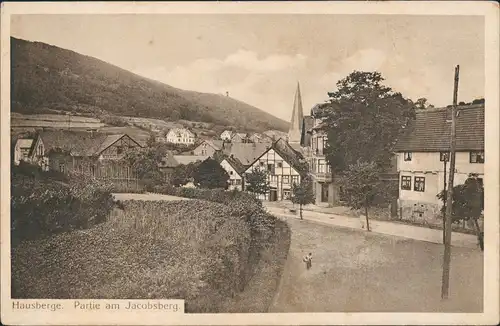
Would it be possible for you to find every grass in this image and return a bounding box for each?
[270,218,483,312]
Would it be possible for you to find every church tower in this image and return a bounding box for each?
[288,82,304,144]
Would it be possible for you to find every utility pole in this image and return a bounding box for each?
[442,158,447,244]
[441,65,459,300]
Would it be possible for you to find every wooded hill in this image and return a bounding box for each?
[11,37,289,133]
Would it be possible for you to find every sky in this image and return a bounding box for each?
[11,14,485,122]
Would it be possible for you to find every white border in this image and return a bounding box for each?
[1,2,499,325]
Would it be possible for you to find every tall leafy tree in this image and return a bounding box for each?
[337,161,391,231]
[245,169,270,196]
[291,175,315,220]
[437,176,484,250]
[122,147,166,189]
[317,71,415,173]
[193,158,229,189]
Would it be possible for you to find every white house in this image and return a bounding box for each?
[220,156,245,191]
[394,104,484,221]
[220,130,233,141]
[166,128,196,145]
[13,138,34,165]
[243,138,305,201]
[192,140,224,156]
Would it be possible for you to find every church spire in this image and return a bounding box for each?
[288,81,304,144]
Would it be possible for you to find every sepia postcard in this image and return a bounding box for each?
[1,1,499,325]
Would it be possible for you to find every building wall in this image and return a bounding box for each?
[166,129,195,145]
[220,159,243,191]
[397,151,484,221]
[193,142,217,156]
[220,131,232,141]
[245,148,300,201]
[99,136,140,160]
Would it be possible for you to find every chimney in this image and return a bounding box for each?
[226,91,229,97]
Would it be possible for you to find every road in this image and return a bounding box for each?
[269,215,483,312]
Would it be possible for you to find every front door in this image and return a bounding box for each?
[269,189,278,202]
[321,183,329,202]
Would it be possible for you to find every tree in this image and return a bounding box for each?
[317,71,415,173]
[170,162,199,187]
[121,146,167,189]
[437,176,484,250]
[193,158,229,189]
[337,161,390,231]
[245,168,270,196]
[415,97,431,110]
[291,174,315,220]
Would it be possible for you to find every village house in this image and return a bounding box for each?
[158,154,209,183]
[393,104,484,222]
[219,155,246,191]
[248,133,272,144]
[12,138,35,166]
[165,128,196,145]
[192,139,225,156]
[244,138,307,201]
[219,142,271,166]
[30,130,143,181]
[219,130,233,141]
[231,132,250,143]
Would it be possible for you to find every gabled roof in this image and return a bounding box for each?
[222,155,246,175]
[205,139,224,150]
[244,138,307,175]
[394,104,484,152]
[222,142,271,165]
[232,132,248,140]
[172,155,209,165]
[38,130,142,156]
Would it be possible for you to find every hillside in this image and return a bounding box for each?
[10,37,289,133]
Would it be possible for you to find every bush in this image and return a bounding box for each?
[12,200,255,312]
[11,170,115,245]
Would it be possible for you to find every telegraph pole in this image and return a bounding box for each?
[441,65,459,300]
[442,158,447,244]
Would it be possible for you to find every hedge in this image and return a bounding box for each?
[11,170,115,245]
[12,200,267,312]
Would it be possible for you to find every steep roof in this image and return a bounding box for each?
[273,138,307,175]
[222,142,271,165]
[288,82,304,143]
[38,130,141,156]
[205,139,224,150]
[394,105,484,152]
[223,155,246,175]
[300,116,314,147]
[172,155,209,165]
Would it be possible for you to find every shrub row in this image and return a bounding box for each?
[11,170,114,245]
[11,200,263,313]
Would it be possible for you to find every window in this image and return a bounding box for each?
[235,179,242,185]
[401,176,412,190]
[440,152,449,162]
[277,162,283,168]
[271,175,278,183]
[282,175,290,184]
[230,171,234,175]
[470,151,485,163]
[318,159,326,173]
[404,152,412,161]
[414,177,425,192]
[230,180,235,185]
[267,163,275,174]
[116,146,123,155]
[283,190,291,200]
[291,175,299,185]
[259,161,265,167]
[59,164,65,173]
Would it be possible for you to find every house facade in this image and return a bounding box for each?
[231,133,249,143]
[220,130,233,141]
[220,156,245,191]
[394,104,484,221]
[166,128,196,145]
[13,138,34,165]
[244,138,305,201]
[192,140,224,156]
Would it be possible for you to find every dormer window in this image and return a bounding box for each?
[403,152,412,161]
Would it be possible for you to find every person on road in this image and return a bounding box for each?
[303,253,313,270]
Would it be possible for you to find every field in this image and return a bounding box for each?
[11,113,105,129]
[12,198,289,313]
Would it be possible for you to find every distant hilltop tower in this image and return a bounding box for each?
[287,82,304,144]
